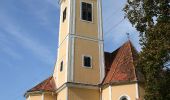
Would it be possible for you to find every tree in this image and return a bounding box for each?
[123,0,170,99]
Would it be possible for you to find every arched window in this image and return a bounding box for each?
[120,96,129,100]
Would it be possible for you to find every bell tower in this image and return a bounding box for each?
[53,0,104,99]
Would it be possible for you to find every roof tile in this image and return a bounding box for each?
[103,41,138,84]
[27,76,56,92]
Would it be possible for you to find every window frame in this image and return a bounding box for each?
[119,95,130,100]
[63,7,67,22]
[82,55,92,68]
[80,1,93,23]
[60,60,64,72]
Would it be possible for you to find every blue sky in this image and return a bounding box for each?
[0,0,140,100]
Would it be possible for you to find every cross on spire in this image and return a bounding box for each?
[126,33,130,40]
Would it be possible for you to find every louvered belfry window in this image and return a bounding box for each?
[83,56,92,67]
[81,2,92,22]
[63,7,67,22]
[60,61,63,72]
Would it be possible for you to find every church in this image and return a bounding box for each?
[24,0,145,100]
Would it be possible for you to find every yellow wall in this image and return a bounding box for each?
[74,38,100,84]
[54,0,70,88]
[54,0,101,87]
[53,39,67,87]
[56,55,66,87]
[29,94,42,100]
[102,84,139,100]
[28,93,56,100]
[111,83,137,100]
[57,37,67,61]
[44,93,56,100]
[69,87,100,100]
[102,87,110,100]
[75,0,98,38]
[59,0,69,44]
[72,0,100,85]
[54,0,101,88]
[57,87,67,100]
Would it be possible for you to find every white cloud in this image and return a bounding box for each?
[0,46,22,60]
[0,13,55,64]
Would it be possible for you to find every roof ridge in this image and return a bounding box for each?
[106,41,131,83]
[109,46,126,83]
[128,41,138,81]
[103,40,139,84]
[42,76,53,89]
[27,76,55,92]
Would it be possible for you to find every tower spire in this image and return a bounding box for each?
[126,32,130,40]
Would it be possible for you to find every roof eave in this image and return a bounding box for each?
[101,80,138,88]
[24,90,56,98]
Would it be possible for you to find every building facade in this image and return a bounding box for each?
[25,0,145,100]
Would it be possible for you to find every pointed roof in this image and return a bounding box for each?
[27,76,57,92]
[103,41,139,85]
[25,41,143,96]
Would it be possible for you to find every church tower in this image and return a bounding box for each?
[53,0,105,99]
[25,0,145,99]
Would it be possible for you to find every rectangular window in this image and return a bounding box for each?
[81,2,92,22]
[60,61,63,72]
[63,7,67,22]
[83,56,92,68]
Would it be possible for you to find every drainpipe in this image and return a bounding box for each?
[100,87,102,100]
[42,93,44,100]
[136,83,139,99]
[28,95,30,100]
[109,86,112,100]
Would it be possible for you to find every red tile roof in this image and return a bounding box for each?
[103,41,139,84]
[26,41,142,93]
[27,76,56,92]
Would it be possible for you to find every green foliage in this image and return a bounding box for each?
[124,0,170,99]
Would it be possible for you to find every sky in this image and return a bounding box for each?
[0,0,140,100]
